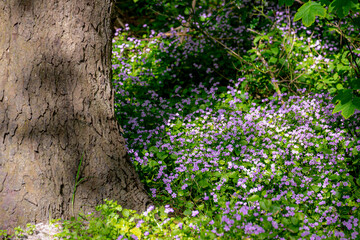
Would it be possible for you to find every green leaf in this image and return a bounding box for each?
[184,209,192,216]
[279,0,295,6]
[294,1,327,27]
[269,57,278,64]
[156,152,168,160]
[297,213,305,221]
[122,209,130,218]
[229,171,238,178]
[335,191,341,199]
[312,185,320,192]
[174,119,183,130]
[291,216,299,225]
[336,84,344,90]
[314,125,322,131]
[329,0,359,18]
[198,180,209,188]
[240,140,248,145]
[330,174,340,181]
[130,227,142,239]
[281,218,290,226]
[271,47,279,55]
[262,220,272,230]
[149,146,159,153]
[270,204,281,215]
[349,78,360,90]
[287,225,299,233]
[260,199,272,211]
[185,201,194,208]
[332,96,360,119]
[316,147,332,154]
[352,147,359,155]
[248,195,260,202]
[332,89,353,104]
[254,36,263,44]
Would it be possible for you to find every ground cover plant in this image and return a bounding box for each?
[52,1,360,238]
[1,0,360,239]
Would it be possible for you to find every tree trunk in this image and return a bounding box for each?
[0,0,151,231]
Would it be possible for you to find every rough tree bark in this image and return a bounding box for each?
[0,0,151,231]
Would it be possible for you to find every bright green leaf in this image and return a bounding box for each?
[332,97,360,119]
[336,84,344,90]
[122,209,130,218]
[294,1,327,27]
[130,227,142,239]
[248,195,260,202]
[271,47,279,55]
[174,119,183,130]
[287,191,293,198]
[254,36,263,44]
[269,57,278,64]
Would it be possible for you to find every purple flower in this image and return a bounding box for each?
[272,221,278,229]
[239,206,249,216]
[136,219,144,228]
[204,194,209,200]
[164,205,174,214]
[192,210,199,217]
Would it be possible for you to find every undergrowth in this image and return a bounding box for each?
[1,0,360,239]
